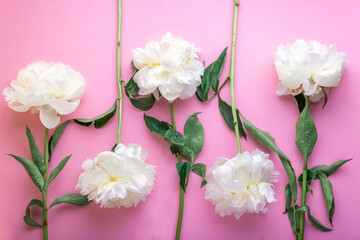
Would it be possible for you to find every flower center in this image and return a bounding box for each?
[110,177,119,182]
[185,57,191,64]
[152,62,160,67]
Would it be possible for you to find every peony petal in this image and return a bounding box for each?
[39,105,60,129]
[49,99,80,115]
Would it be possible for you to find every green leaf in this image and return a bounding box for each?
[176,162,192,191]
[218,96,246,139]
[322,89,328,109]
[318,172,335,226]
[191,163,207,188]
[125,77,156,111]
[74,98,118,128]
[242,116,297,202]
[25,126,45,176]
[49,193,91,209]
[130,61,138,75]
[164,128,185,155]
[298,169,316,184]
[182,113,205,162]
[48,120,69,160]
[295,99,317,158]
[46,155,71,188]
[306,184,313,195]
[296,205,332,231]
[294,94,305,113]
[287,205,301,234]
[110,143,117,152]
[196,47,227,101]
[23,199,43,228]
[8,154,44,192]
[311,159,351,178]
[144,114,171,136]
[284,184,291,213]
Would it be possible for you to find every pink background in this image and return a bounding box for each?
[0,0,359,239]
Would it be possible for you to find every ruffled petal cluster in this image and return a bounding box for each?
[205,149,279,219]
[76,144,156,208]
[274,39,348,102]
[2,61,86,128]
[132,33,204,102]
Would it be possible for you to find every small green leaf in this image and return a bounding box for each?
[110,143,117,152]
[296,205,332,231]
[46,155,71,188]
[218,96,246,139]
[242,116,297,202]
[322,89,328,109]
[130,61,138,75]
[284,184,291,213]
[287,205,301,234]
[295,98,317,159]
[164,128,185,155]
[196,47,227,101]
[23,199,43,228]
[49,120,69,160]
[298,169,315,184]
[318,172,335,226]
[8,154,44,192]
[125,77,139,96]
[311,159,351,178]
[144,114,171,136]
[294,94,305,113]
[306,184,313,195]
[26,126,45,175]
[49,193,91,209]
[182,113,205,162]
[74,98,118,128]
[176,162,192,191]
[191,163,207,188]
[125,77,156,111]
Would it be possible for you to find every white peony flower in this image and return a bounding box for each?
[2,61,86,129]
[205,149,279,219]
[76,143,157,208]
[132,33,204,102]
[274,39,348,102]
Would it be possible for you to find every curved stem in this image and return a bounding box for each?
[116,0,123,145]
[170,103,185,240]
[230,0,242,153]
[299,96,310,240]
[42,127,49,240]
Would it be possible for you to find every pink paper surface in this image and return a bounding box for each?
[0,0,359,239]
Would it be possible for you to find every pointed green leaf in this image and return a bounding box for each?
[311,159,351,178]
[182,113,205,162]
[191,163,207,188]
[8,154,44,192]
[130,61,138,75]
[164,128,185,155]
[176,162,192,191]
[287,205,301,234]
[295,99,317,158]
[218,96,246,139]
[144,114,171,136]
[49,193,91,209]
[294,94,305,113]
[284,184,291,213]
[23,199,43,228]
[26,126,45,175]
[46,155,71,188]
[125,77,139,96]
[242,116,297,202]
[296,205,332,231]
[318,172,335,226]
[49,120,69,160]
[298,169,315,184]
[74,98,118,128]
[129,95,156,111]
[110,143,117,152]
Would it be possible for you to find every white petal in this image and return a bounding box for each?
[49,99,80,115]
[39,105,60,129]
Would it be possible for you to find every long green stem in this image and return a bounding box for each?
[42,127,49,240]
[230,0,242,154]
[116,0,123,145]
[170,103,185,240]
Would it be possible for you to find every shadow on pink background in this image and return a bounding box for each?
[0,0,359,239]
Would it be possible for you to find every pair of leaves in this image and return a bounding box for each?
[144,113,205,162]
[218,95,246,139]
[196,48,227,102]
[176,162,207,191]
[24,199,43,227]
[74,98,119,128]
[296,205,332,232]
[294,91,328,113]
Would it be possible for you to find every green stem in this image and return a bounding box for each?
[170,103,185,240]
[299,155,308,240]
[42,127,49,240]
[116,0,123,145]
[230,0,242,154]
[299,96,310,240]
